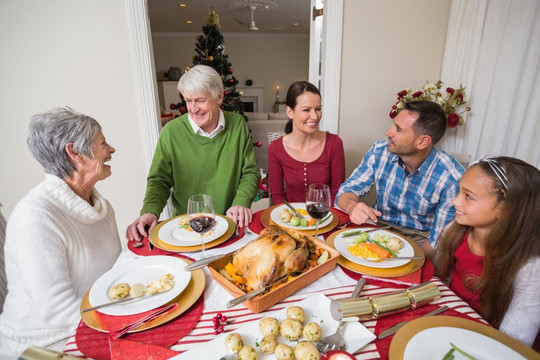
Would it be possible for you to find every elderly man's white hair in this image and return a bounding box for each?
[177,65,224,99]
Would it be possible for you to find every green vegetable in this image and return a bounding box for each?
[449,342,478,360]
[290,216,300,226]
[300,218,308,227]
[318,213,332,224]
[442,348,455,360]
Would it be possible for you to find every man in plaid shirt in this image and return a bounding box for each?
[336,101,464,259]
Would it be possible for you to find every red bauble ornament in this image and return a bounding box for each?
[227,68,233,74]
[169,103,177,110]
[224,91,229,96]
[179,106,187,114]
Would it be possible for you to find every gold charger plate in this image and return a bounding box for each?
[325,228,425,277]
[260,205,339,235]
[389,316,540,360]
[149,214,235,252]
[80,258,205,333]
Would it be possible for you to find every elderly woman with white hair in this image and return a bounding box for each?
[0,107,121,356]
[127,64,260,242]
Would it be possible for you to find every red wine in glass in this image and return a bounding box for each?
[189,216,215,234]
[307,203,330,220]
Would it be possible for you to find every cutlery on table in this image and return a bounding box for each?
[316,278,366,353]
[81,291,168,313]
[133,235,144,248]
[283,201,305,220]
[183,251,236,271]
[369,256,424,262]
[227,270,303,308]
[377,305,449,339]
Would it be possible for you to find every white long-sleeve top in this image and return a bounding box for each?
[0,175,121,356]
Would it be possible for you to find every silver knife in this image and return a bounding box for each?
[183,251,234,271]
[378,305,449,339]
[351,278,366,298]
[341,226,391,237]
[227,270,303,308]
[283,201,305,219]
[368,256,424,262]
[80,292,165,313]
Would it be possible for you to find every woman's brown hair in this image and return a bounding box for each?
[434,156,540,327]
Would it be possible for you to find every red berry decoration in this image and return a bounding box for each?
[169,103,176,110]
[221,315,227,322]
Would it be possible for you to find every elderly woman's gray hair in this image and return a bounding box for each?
[177,65,224,99]
[27,107,102,178]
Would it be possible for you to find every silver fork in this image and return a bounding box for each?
[133,235,144,248]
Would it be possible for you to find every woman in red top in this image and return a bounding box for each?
[434,156,540,347]
[268,81,345,205]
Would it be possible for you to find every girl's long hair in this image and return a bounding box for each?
[434,156,540,327]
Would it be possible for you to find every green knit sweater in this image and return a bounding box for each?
[140,111,261,216]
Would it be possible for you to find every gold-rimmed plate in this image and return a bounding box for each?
[260,204,339,235]
[80,257,205,333]
[389,316,539,360]
[149,214,235,252]
[326,228,425,277]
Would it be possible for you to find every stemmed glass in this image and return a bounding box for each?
[306,183,331,237]
[187,194,215,258]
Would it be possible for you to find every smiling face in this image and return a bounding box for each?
[80,130,115,182]
[183,91,223,133]
[452,166,502,230]
[384,110,422,156]
[286,92,322,134]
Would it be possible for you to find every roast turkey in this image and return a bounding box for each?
[232,225,309,290]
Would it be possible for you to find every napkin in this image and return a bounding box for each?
[128,236,177,256]
[98,303,179,339]
[108,338,179,360]
[75,295,204,360]
[247,209,266,233]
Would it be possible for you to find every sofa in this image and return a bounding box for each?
[246,112,289,171]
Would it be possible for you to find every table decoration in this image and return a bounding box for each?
[388,316,539,360]
[330,282,440,321]
[326,229,424,278]
[149,214,235,252]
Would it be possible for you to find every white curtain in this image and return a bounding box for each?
[439,0,540,168]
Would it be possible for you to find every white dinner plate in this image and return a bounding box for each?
[270,202,333,230]
[88,256,191,316]
[404,327,526,360]
[170,293,376,360]
[334,229,414,268]
[159,214,228,246]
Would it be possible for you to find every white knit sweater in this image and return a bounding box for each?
[0,175,121,356]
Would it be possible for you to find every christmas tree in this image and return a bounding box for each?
[171,6,248,122]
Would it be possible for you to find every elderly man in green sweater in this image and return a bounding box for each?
[126,65,261,242]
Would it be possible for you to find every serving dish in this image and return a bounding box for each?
[208,232,340,313]
[334,228,415,268]
[81,257,205,333]
[261,204,339,235]
[326,229,425,277]
[389,316,539,360]
[149,214,235,252]
[171,293,376,359]
[88,256,191,316]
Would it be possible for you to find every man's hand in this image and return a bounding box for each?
[226,205,252,228]
[337,192,382,224]
[126,213,158,241]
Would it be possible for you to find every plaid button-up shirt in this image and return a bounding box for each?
[336,141,464,246]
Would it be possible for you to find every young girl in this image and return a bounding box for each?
[434,156,540,347]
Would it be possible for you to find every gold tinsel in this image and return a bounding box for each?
[206,6,221,28]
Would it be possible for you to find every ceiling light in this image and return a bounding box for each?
[293,22,299,26]
[178,3,186,7]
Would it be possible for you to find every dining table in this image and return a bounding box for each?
[60,206,527,360]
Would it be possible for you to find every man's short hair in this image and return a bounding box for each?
[405,101,447,145]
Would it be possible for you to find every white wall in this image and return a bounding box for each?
[152,33,310,113]
[0,0,149,243]
[339,0,451,179]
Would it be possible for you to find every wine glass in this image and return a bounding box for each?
[306,183,331,237]
[187,194,215,257]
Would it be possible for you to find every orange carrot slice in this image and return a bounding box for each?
[363,242,391,259]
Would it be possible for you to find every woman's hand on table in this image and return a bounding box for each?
[226,205,252,228]
[126,213,158,241]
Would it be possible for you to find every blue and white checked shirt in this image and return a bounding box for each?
[336,141,464,246]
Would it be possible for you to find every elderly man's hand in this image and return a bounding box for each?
[226,205,252,228]
[126,213,158,241]
[348,202,382,225]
